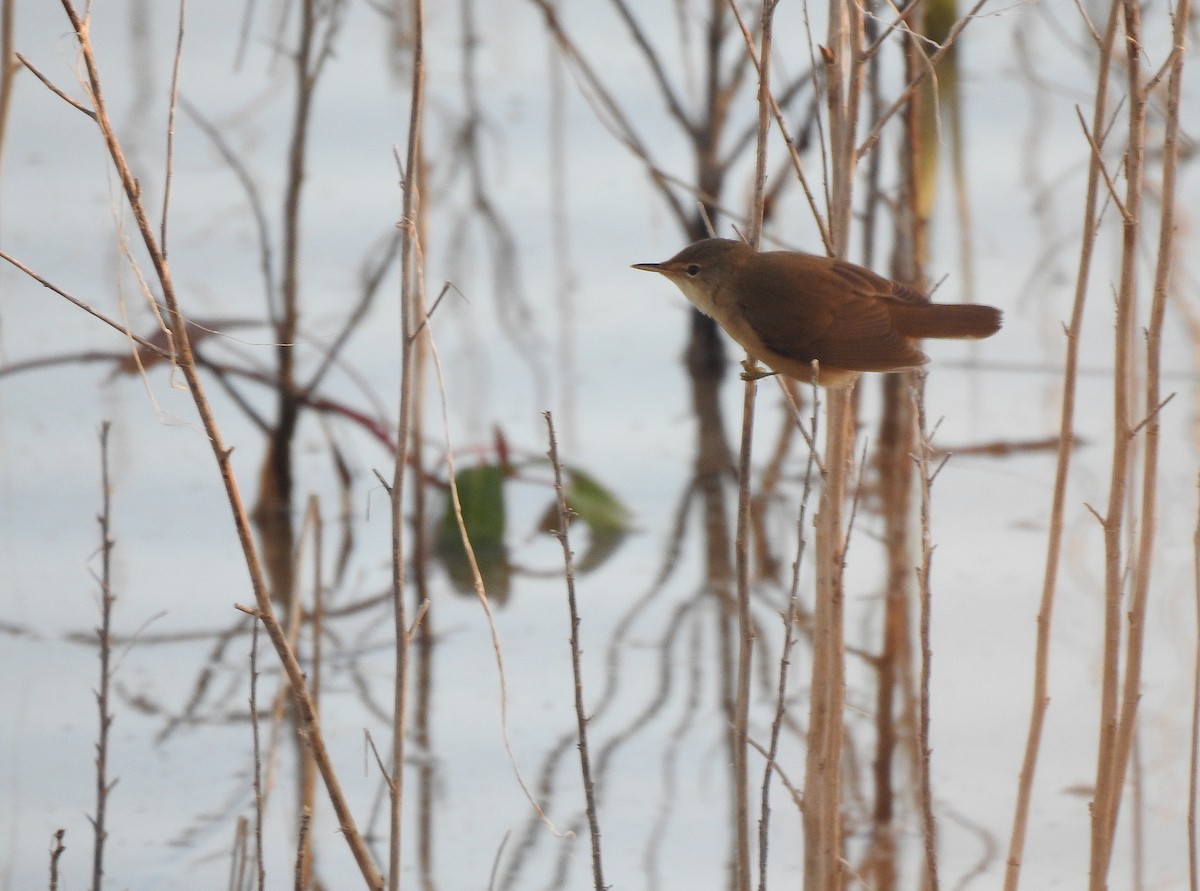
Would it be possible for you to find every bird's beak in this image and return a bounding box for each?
[632,262,665,273]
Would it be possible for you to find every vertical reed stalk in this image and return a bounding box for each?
[1003,4,1120,887]
[803,2,863,888]
[390,0,426,887]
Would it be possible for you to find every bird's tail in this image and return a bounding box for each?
[889,302,1003,340]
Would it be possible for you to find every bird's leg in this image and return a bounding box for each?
[740,358,777,382]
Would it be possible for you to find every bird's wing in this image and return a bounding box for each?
[734,253,927,371]
[829,257,930,305]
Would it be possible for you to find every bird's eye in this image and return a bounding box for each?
[685,264,701,276]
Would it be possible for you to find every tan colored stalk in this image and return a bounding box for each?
[1102,0,1188,873]
[389,0,426,888]
[1002,5,1120,889]
[802,2,864,888]
[1191,470,1200,891]
[0,0,14,174]
[729,1,775,887]
[1089,2,1145,886]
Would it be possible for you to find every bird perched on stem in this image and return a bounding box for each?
[634,238,1002,388]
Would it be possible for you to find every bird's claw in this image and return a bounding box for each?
[740,359,777,382]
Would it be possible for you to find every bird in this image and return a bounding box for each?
[634,238,1002,388]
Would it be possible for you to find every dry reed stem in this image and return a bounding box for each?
[51,3,383,885]
[294,809,312,891]
[801,0,866,886]
[248,622,266,891]
[804,385,850,891]
[388,1,426,886]
[1001,7,1120,888]
[913,382,941,891]
[49,828,66,891]
[228,816,251,891]
[298,497,326,889]
[1191,470,1200,891]
[733,369,757,891]
[727,1,778,885]
[1104,0,1188,871]
[1090,2,1145,885]
[90,423,115,891]
[547,40,578,445]
[758,381,819,891]
[0,0,16,165]
[544,411,607,891]
[404,258,436,889]
[160,0,184,254]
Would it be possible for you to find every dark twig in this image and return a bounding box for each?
[544,411,606,891]
[49,829,66,891]
[913,379,941,891]
[294,809,313,891]
[14,52,96,118]
[0,252,170,359]
[249,620,266,891]
[89,423,116,891]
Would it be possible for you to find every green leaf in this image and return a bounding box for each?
[436,464,509,600]
[439,464,505,545]
[537,467,634,574]
[561,468,633,537]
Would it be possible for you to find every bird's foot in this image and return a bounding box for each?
[740,359,777,382]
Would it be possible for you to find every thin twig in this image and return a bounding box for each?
[1005,13,1120,891]
[1190,470,1200,891]
[1089,1,1146,884]
[913,379,941,891]
[160,0,186,255]
[0,0,18,166]
[294,809,312,891]
[297,497,324,889]
[0,251,170,360]
[14,52,96,118]
[756,401,818,891]
[1105,0,1187,876]
[544,411,606,891]
[249,620,266,891]
[801,1,861,885]
[731,2,777,885]
[389,1,426,886]
[1074,105,1129,220]
[732,368,757,891]
[89,423,116,891]
[49,829,66,891]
